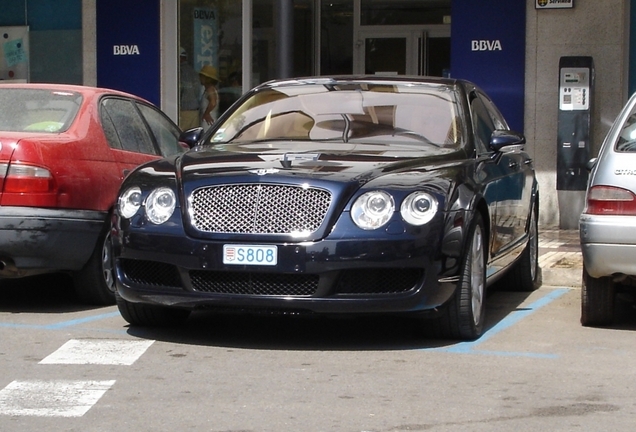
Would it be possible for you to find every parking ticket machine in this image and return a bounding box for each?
[556,56,594,228]
[557,56,594,191]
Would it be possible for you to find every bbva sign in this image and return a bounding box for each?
[113,45,140,55]
[471,40,502,51]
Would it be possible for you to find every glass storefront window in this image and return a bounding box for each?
[320,0,353,75]
[179,0,243,130]
[0,0,82,84]
[252,0,314,85]
[361,0,451,26]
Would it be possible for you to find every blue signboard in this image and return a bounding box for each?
[193,7,219,74]
[96,0,160,105]
[451,0,526,132]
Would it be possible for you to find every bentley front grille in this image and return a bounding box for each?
[189,184,331,235]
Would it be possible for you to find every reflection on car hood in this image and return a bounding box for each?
[179,140,462,184]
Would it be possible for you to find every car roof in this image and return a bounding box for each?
[257,75,467,88]
[0,83,149,103]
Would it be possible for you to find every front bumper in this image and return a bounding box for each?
[113,229,458,315]
[0,206,106,277]
[580,214,636,278]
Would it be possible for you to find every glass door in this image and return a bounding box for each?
[354,27,450,77]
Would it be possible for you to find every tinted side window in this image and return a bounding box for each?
[100,98,158,155]
[477,92,508,130]
[101,110,122,150]
[470,96,495,154]
[137,103,185,157]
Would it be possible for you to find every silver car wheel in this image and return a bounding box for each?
[470,224,485,326]
[528,210,538,282]
[101,231,115,294]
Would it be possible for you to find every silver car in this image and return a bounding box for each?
[580,92,636,326]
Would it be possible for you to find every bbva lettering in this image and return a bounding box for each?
[194,10,216,20]
[113,45,140,55]
[471,40,502,51]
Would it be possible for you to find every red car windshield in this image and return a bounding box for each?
[0,88,82,133]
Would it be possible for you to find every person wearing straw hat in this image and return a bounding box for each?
[198,65,221,131]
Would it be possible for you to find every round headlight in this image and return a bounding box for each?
[401,192,438,226]
[351,190,395,230]
[119,187,142,219]
[146,187,176,225]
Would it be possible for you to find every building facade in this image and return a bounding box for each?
[0,0,632,228]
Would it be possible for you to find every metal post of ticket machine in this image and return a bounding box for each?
[557,56,594,229]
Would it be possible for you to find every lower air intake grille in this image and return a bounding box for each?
[190,271,319,296]
[120,259,182,288]
[335,268,423,295]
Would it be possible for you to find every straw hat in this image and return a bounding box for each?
[199,65,220,82]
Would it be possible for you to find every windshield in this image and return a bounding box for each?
[208,82,463,149]
[0,88,82,133]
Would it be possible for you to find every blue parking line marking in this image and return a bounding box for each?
[44,311,121,330]
[0,311,121,330]
[430,288,569,357]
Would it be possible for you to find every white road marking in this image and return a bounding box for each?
[0,380,115,417]
[39,339,155,365]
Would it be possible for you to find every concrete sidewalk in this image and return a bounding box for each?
[539,228,582,288]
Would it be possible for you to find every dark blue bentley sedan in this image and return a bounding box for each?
[112,76,539,340]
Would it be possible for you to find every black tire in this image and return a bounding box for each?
[116,291,191,327]
[581,266,615,327]
[434,214,487,340]
[73,224,116,305]
[501,203,540,292]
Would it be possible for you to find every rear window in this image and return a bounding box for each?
[0,88,82,133]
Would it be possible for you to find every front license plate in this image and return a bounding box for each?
[223,244,278,266]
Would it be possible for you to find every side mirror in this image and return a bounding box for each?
[489,130,526,152]
[586,157,598,171]
[179,127,204,148]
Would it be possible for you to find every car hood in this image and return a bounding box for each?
[178,141,463,186]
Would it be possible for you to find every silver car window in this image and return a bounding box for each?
[615,107,636,152]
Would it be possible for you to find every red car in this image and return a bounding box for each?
[0,84,187,304]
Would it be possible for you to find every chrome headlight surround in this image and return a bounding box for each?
[118,186,142,219]
[400,191,438,226]
[146,187,177,225]
[351,190,395,230]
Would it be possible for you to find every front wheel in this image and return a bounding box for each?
[116,292,191,327]
[73,225,116,305]
[433,214,487,340]
[581,266,615,326]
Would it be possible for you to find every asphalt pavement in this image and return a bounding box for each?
[539,227,582,288]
